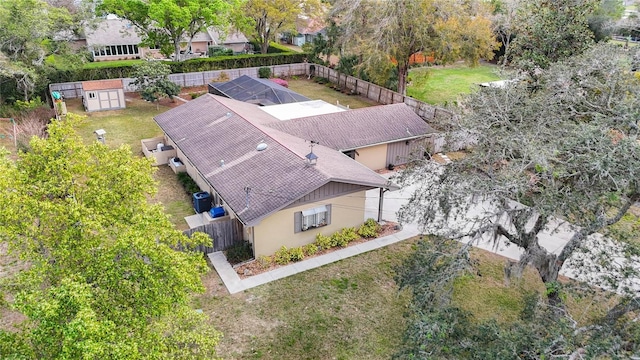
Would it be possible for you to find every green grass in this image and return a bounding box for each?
[287,79,379,109]
[197,235,613,359]
[197,239,415,360]
[68,98,165,154]
[66,97,194,229]
[83,59,147,69]
[407,63,503,105]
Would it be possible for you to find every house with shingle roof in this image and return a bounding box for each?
[154,94,400,257]
[83,18,249,61]
[265,103,437,170]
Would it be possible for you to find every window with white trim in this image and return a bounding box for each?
[294,205,331,233]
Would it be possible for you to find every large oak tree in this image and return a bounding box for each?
[0,115,220,358]
[398,43,640,308]
[332,0,498,95]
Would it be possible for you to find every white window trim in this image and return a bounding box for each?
[301,205,328,231]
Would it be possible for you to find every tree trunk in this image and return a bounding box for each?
[397,62,408,96]
[174,41,181,62]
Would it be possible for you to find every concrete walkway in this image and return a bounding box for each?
[208,225,420,294]
[210,170,639,295]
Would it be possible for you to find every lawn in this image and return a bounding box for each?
[407,63,503,105]
[196,235,612,359]
[199,239,415,360]
[287,79,379,109]
[66,97,195,230]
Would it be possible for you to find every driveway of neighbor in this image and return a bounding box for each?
[210,170,639,294]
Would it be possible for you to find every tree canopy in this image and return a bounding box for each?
[0,0,84,101]
[507,0,598,73]
[99,0,236,60]
[394,238,640,359]
[241,0,323,54]
[331,0,498,95]
[0,115,220,358]
[398,42,640,312]
[130,60,180,105]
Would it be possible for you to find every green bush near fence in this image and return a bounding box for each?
[47,53,308,84]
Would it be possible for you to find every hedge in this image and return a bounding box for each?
[47,52,308,83]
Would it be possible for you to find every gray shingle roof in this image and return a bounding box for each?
[265,103,437,150]
[208,75,310,105]
[85,19,141,46]
[154,94,392,226]
[85,19,247,47]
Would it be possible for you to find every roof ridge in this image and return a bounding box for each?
[209,94,308,161]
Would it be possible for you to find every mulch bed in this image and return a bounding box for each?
[233,222,401,279]
[125,86,209,108]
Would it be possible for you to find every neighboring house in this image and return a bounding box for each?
[289,17,326,47]
[83,18,249,61]
[190,29,249,55]
[154,94,397,257]
[81,79,126,112]
[208,75,310,105]
[84,19,144,61]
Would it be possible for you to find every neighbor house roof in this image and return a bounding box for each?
[85,19,247,47]
[296,16,326,35]
[84,18,142,46]
[208,75,310,105]
[193,29,248,45]
[265,103,437,151]
[82,79,123,91]
[154,94,392,227]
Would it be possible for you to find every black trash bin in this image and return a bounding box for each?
[193,191,212,213]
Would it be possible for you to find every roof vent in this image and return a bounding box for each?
[256,142,268,151]
[220,160,225,167]
[305,140,319,165]
[305,151,318,165]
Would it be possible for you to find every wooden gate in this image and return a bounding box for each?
[182,217,244,253]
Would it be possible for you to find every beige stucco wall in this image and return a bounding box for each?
[251,191,367,257]
[355,143,388,170]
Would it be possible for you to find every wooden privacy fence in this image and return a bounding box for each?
[182,217,244,254]
[311,64,454,122]
[49,63,309,99]
[49,63,452,120]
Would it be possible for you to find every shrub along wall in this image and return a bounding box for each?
[47,53,308,84]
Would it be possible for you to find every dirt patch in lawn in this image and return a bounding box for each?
[125,86,209,108]
[233,222,401,279]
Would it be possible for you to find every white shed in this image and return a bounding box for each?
[82,79,126,112]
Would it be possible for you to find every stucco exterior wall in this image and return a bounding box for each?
[355,143,388,170]
[252,191,367,257]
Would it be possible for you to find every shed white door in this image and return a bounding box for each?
[98,90,121,110]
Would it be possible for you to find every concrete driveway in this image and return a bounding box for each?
[366,171,640,294]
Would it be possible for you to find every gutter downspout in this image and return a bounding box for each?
[378,187,386,222]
